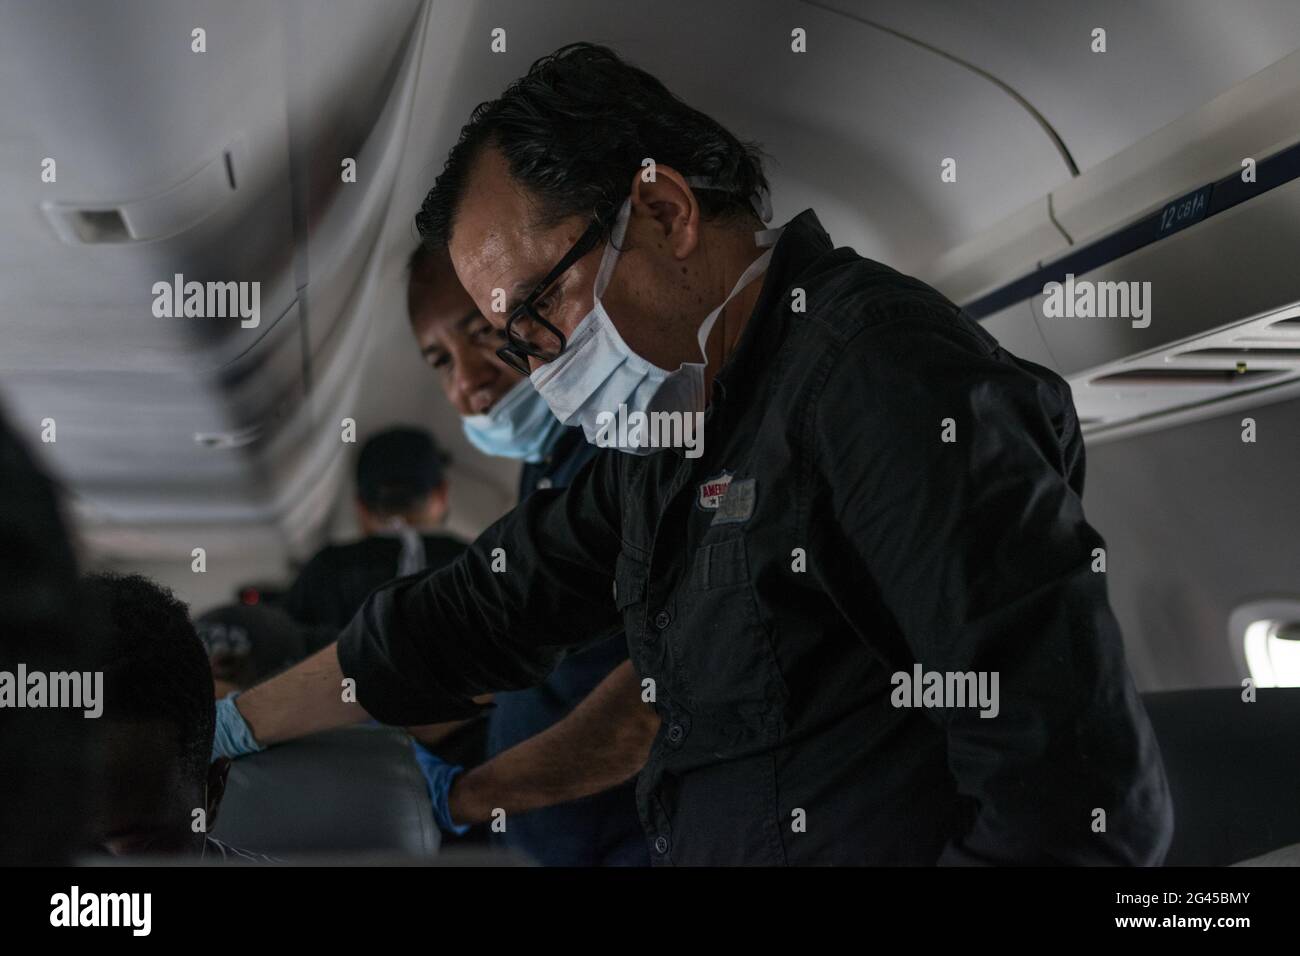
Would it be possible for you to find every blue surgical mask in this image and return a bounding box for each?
[461,377,564,463]
[530,181,780,454]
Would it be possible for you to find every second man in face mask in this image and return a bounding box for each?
[405,242,651,866]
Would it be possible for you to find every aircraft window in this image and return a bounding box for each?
[1243,619,1300,687]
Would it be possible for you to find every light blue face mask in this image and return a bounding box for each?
[529,180,780,454]
[461,377,565,463]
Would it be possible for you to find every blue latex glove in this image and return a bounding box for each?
[411,740,470,835]
[212,693,265,761]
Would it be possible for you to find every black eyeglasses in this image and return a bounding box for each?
[496,218,605,375]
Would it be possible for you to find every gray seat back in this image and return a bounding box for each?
[211,724,438,859]
[1142,688,1300,865]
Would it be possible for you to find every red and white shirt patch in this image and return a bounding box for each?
[696,471,733,511]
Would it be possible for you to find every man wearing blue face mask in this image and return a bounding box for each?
[407,244,584,493]
[216,43,1171,866]
[403,243,651,866]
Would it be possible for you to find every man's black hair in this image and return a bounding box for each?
[355,426,450,516]
[85,573,214,782]
[416,42,768,246]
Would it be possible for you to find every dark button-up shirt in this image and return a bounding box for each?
[518,425,596,497]
[338,209,1173,865]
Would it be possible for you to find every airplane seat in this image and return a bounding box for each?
[210,724,439,859]
[1141,688,1300,866]
[1232,842,1300,866]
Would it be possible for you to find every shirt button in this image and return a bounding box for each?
[653,609,672,631]
[536,477,553,490]
[654,835,669,855]
[667,722,684,743]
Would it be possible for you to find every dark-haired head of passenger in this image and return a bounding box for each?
[407,242,522,417]
[81,572,228,857]
[0,407,87,865]
[415,42,769,380]
[354,427,449,535]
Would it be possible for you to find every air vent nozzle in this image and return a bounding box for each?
[42,139,243,244]
[1072,304,1300,441]
[71,208,129,243]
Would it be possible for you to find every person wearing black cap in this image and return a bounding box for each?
[197,603,320,700]
[279,427,467,632]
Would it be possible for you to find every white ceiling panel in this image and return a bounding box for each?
[826,0,1300,173]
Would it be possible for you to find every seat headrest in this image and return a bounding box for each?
[211,724,438,859]
[1142,687,1300,865]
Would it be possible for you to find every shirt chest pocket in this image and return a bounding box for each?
[613,549,649,647]
[673,535,786,730]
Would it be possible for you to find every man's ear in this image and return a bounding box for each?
[628,165,700,260]
[206,757,231,830]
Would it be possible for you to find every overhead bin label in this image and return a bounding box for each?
[1156,184,1213,237]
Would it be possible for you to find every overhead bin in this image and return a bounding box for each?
[924,50,1300,442]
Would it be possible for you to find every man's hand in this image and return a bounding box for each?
[212,693,264,761]
[411,740,470,835]
[445,660,659,825]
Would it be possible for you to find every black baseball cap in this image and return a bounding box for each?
[355,426,449,512]
[196,604,311,687]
